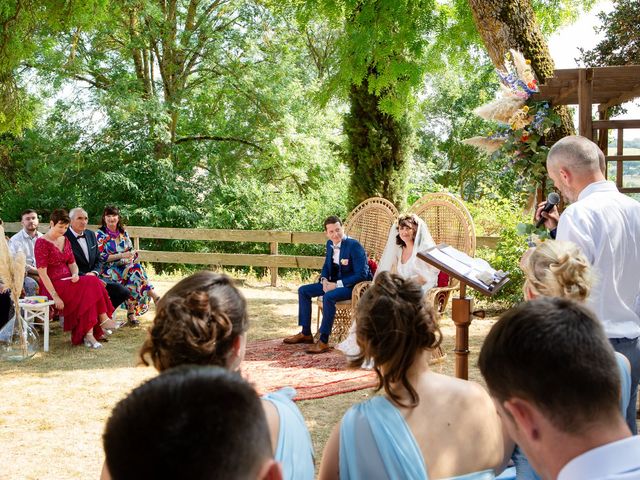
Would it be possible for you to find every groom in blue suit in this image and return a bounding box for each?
[284,215,371,354]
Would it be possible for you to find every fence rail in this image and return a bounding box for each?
[3,223,499,286]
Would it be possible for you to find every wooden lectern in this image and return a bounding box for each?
[418,244,510,380]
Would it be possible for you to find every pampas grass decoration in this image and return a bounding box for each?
[473,90,526,124]
[0,225,29,356]
[463,136,505,154]
[509,49,536,86]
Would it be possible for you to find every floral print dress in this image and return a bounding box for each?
[96,228,153,316]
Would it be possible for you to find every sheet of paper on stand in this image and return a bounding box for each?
[430,246,507,287]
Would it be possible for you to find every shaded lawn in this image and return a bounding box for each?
[0,279,501,479]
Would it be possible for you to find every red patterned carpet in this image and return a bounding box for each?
[241,338,378,401]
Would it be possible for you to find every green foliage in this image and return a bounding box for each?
[578,0,640,66]
[0,0,109,134]
[467,186,530,304]
[292,0,445,118]
[416,60,524,199]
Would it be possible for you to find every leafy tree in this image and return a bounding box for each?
[579,0,640,66]
[0,0,108,134]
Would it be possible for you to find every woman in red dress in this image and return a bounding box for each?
[35,209,116,348]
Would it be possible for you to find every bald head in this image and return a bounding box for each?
[547,136,602,175]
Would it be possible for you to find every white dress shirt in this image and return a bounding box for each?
[69,228,90,263]
[558,435,640,480]
[557,181,640,339]
[332,241,344,288]
[9,229,43,267]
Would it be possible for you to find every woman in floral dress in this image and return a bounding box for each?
[96,206,160,326]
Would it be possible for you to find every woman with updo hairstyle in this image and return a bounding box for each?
[521,240,592,302]
[319,272,510,480]
[137,271,314,480]
[511,240,632,480]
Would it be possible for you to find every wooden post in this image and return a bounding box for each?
[578,68,593,139]
[617,128,624,189]
[597,109,609,176]
[452,283,473,380]
[270,241,278,286]
[134,236,140,251]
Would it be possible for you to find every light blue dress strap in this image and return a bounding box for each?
[261,387,315,480]
[339,396,496,480]
[615,352,632,416]
[340,396,427,480]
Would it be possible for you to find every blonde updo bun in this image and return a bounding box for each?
[524,241,592,303]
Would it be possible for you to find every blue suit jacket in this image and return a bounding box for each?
[320,236,372,288]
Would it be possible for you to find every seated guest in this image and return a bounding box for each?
[35,209,117,348]
[284,215,371,354]
[8,209,41,296]
[102,366,282,480]
[338,213,438,356]
[96,205,159,326]
[512,240,633,479]
[479,298,640,480]
[65,208,129,315]
[319,272,510,480]
[139,271,314,480]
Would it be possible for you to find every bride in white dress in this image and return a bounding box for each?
[337,214,439,357]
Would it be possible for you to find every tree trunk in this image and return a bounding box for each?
[468,0,575,197]
[344,79,413,209]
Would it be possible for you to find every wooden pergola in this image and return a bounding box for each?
[533,65,640,194]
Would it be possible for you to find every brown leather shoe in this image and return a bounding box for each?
[283,333,314,344]
[305,341,331,354]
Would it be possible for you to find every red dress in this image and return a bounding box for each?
[35,237,115,345]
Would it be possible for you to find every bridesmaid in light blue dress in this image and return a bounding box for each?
[319,272,512,480]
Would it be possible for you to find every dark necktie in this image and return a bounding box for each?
[77,234,86,239]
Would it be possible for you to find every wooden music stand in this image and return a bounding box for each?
[418,244,510,380]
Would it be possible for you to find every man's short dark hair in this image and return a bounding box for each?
[104,366,272,480]
[479,297,621,434]
[20,209,37,219]
[323,215,342,230]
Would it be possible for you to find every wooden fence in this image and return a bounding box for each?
[3,223,499,286]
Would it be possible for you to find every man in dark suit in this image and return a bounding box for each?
[65,208,129,313]
[284,215,371,354]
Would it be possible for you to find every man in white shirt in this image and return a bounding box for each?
[8,209,42,296]
[480,298,640,480]
[537,135,640,434]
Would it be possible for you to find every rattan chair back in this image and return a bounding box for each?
[343,197,398,262]
[409,192,476,256]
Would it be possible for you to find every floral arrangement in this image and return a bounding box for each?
[464,50,560,186]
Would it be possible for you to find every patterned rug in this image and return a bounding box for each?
[241,338,378,401]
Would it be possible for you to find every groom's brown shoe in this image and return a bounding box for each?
[283,333,314,344]
[305,341,331,354]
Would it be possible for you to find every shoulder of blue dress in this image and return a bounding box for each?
[264,386,297,401]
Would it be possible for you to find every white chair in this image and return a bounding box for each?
[19,300,55,352]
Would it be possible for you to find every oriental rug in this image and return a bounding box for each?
[241,338,378,401]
